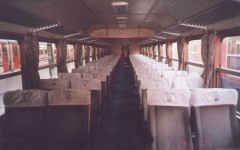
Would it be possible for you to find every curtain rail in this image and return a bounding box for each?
[217,68,240,77]
[187,62,204,68]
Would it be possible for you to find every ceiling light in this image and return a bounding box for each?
[78,37,92,41]
[64,32,82,38]
[154,36,167,39]
[116,16,128,20]
[111,1,129,6]
[161,31,180,36]
[111,1,129,14]
[118,24,127,28]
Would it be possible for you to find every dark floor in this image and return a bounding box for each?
[99,57,153,150]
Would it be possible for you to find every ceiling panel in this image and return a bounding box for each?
[0,0,237,36]
[128,14,146,23]
[98,15,116,24]
[81,0,113,15]
[129,0,155,14]
[139,22,163,32]
[144,14,176,29]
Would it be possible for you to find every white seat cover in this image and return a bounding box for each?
[48,89,91,106]
[147,88,191,107]
[162,71,187,78]
[59,73,82,79]
[71,79,101,90]
[3,90,48,108]
[39,78,70,90]
[172,77,204,88]
[141,78,172,89]
[191,88,238,107]
[0,96,5,115]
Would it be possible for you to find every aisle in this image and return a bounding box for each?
[100,57,152,150]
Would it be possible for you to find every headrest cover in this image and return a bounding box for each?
[59,73,82,79]
[141,78,172,90]
[147,88,191,107]
[172,77,204,88]
[71,79,101,90]
[3,90,48,108]
[0,96,5,115]
[0,108,4,116]
[162,71,188,78]
[138,72,162,80]
[48,89,91,106]
[39,79,70,90]
[191,88,238,107]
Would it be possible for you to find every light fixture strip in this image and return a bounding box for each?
[161,31,180,36]
[154,36,167,39]
[111,1,129,6]
[64,32,82,38]
[79,37,92,41]
[179,22,208,30]
[32,21,61,33]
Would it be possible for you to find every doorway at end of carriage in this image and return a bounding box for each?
[122,44,130,58]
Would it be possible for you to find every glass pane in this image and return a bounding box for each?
[221,36,240,71]
[39,66,58,79]
[186,64,204,77]
[67,44,74,61]
[218,73,240,112]
[172,42,178,59]
[172,60,178,70]
[0,39,21,74]
[0,75,22,104]
[162,44,166,57]
[39,42,56,66]
[188,40,203,64]
[67,62,75,73]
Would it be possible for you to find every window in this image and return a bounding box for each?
[221,36,240,71]
[13,47,18,56]
[172,42,178,59]
[188,40,203,64]
[162,44,166,57]
[0,39,22,97]
[67,44,74,61]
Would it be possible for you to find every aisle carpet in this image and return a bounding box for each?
[99,57,152,150]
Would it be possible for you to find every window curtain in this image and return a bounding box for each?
[85,45,90,63]
[20,33,40,89]
[102,47,106,57]
[56,40,68,73]
[92,46,96,60]
[201,32,216,88]
[158,44,162,62]
[96,47,99,59]
[177,38,185,70]
[152,45,155,59]
[147,46,150,57]
[140,46,143,54]
[74,43,82,68]
[166,43,173,67]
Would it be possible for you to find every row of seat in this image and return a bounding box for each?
[129,54,239,150]
[0,55,120,150]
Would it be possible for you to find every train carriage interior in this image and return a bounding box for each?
[0,0,240,150]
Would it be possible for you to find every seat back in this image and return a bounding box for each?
[47,89,91,150]
[0,96,5,150]
[162,71,188,78]
[147,88,193,150]
[190,88,239,150]
[140,78,172,120]
[59,73,82,79]
[172,77,204,88]
[1,89,48,150]
[39,78,70,90]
